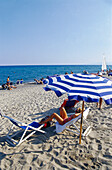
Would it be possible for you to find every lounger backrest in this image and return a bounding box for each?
[83,108,90,119]
[56,108,90,133]
[65,114,81,126]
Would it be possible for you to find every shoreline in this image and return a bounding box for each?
[0,65,111,85]
[0,74,112,87]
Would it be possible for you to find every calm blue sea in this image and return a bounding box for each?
[0,65,111,85]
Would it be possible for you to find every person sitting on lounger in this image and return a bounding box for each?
[7,84,17,90]
[34,78,44,84]
[39,107,82,125]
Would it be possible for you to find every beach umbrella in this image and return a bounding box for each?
[44,73,112,143]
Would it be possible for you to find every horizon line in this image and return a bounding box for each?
[0,63,104,66]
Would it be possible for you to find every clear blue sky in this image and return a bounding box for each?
[0,0,112,65]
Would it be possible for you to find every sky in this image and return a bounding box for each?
[0,0,112,65]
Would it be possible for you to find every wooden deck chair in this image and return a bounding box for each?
[56,108,92,137]
[0,112,46,146]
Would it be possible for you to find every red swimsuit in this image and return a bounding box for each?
[63,115,73,124]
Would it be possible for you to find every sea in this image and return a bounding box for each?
[0,65,111,85]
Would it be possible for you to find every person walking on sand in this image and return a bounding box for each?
[7,76,10,85]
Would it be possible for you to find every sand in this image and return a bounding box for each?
[0,81,112,170]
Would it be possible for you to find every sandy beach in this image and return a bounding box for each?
[0,80,112,170]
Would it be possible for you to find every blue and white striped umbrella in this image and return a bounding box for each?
[44,73,112,144]
[44,73,112,105]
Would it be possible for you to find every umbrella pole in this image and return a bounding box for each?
[79,101,84,144]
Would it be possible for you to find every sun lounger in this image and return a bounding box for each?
[0,112,46,146]
[56,108,92,137]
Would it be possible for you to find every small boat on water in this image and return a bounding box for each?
[99,56,107,76]
[101,56,107,74]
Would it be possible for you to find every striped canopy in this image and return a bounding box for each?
[44,73,112,105]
